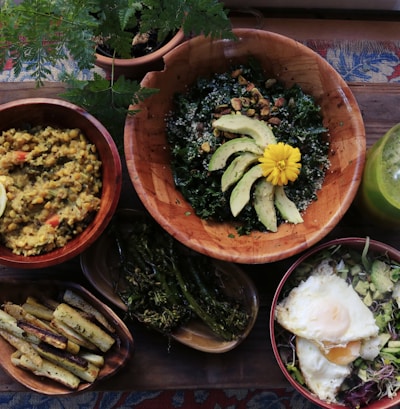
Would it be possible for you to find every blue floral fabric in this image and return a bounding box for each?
[0,389,323,409]
[303,40,400,83]
[1,40,400,83]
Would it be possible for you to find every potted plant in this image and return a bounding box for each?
[0,0,234,82]
[0,0,233,148]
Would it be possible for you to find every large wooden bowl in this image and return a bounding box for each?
[0,98,122,268]
[124,29,365,264]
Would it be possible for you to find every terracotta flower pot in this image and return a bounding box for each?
[95,29,185,80]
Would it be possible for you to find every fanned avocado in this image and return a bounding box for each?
[230,164,264,217]
[212,114,277,147]
[208,137,263,171]
[253,179,277,232]
[221,152,259,192]
[274,186,304,224]
[209,114,304,230]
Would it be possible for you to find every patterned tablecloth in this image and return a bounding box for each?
[1,37,400,409]
[1,39,400,84]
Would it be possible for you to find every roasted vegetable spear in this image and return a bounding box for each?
[113,221,193,334]
[110,215,250,341]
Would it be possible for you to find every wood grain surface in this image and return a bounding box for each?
[0,80,399,392]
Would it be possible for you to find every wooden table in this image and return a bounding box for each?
[0,16,400,393]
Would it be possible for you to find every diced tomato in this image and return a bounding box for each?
[45,214,60,228]
[14,151,28,162]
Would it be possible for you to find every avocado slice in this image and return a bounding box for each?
[230,164,264,217]
[221,152,259,192]
[253,178,277,232]
[208,137,263,171]
[371,259,394,294]
[212,114,277,148]
[274,186,304,224]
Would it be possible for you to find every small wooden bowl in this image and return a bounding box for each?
[81,209,259,353]
[0,98,122,268]
[0,280,133,394]
[124,29,365,264]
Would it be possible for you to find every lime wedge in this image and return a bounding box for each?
[0,182,7,217]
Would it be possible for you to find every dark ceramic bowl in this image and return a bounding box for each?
[270,237,400,409]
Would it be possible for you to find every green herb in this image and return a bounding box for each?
[0,0,233,84]
[0,0,98,85]
[139,0,234,42]
[166,62,330,235]
[60,71,158,151]
[111,214,250,340]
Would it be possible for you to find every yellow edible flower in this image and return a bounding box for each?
[259,142,301,186]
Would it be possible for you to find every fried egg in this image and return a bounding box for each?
[296,336,351,403]
[275,267,381,402]
[275,271,379,352]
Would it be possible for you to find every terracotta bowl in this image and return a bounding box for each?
[95,29,185,80]
[270,237,400,409]
[124,28,365,264]
[0,98,122,268]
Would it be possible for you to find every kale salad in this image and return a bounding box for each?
[166,60,330,235]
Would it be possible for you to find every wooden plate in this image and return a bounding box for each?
[0,281,133,394]
[124,28,366,264]
[80,209,259,353]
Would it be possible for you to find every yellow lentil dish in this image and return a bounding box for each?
[0,126,102,256]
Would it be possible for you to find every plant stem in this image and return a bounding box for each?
[15,10,91,29]
[172,257,233,341]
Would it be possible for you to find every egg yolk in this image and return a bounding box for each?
[323,340,361,365]
[309,297,350,340]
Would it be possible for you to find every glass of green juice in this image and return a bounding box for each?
[359,123,400,229]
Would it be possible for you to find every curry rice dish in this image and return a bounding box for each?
[0,126,102,256]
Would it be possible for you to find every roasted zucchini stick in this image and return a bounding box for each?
[33,343,100,383]
[53,303,115,353]
[0,329,42,367]
[22,297,54,321]
[63,290,115,333]
[79,351,105,368]
[4,303,80,354]
[11,351,81,390]
[17,321,68,350]
[50,318,98,351]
